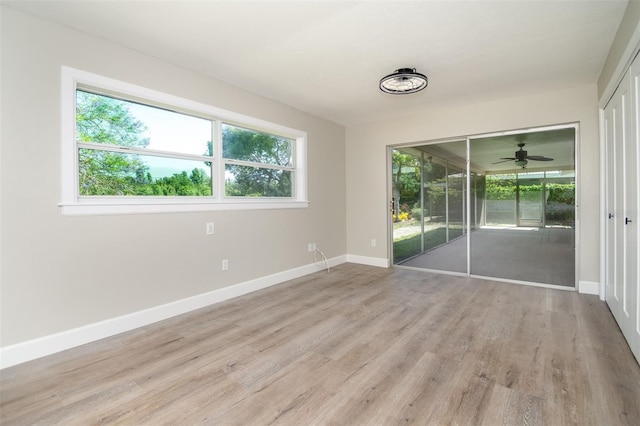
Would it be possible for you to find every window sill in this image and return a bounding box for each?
[59,199,309,216]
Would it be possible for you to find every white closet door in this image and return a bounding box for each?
[625,56,639,360]
[605,70,628,330]
[604,57,640,362]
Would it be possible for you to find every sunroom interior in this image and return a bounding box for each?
[392,126,576,288]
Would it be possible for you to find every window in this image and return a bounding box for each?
[60,67,307,215]
[76,90,214,197]
[222,124,295,197]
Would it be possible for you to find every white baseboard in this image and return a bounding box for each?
[578,280,600,295]
[346,254,390,268]
[0,255,347,370]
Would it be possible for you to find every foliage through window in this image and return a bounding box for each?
[76,90,213,196]
[63,67,307,215]
[222,124,294,197]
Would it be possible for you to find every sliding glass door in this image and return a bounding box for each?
[391,126,576,288]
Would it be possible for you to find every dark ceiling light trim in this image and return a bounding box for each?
[379,68,428,94]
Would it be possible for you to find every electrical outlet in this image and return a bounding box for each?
[371,239,377,247]
[206,222,215,235]
[308,243,316,252]
[222,259,229,271]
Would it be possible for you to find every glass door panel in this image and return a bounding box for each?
[468,128,576,287]
[393,140,467,274]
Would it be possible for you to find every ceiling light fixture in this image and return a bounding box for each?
[379,68,428,94]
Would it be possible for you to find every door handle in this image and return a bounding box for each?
[608,212,613,219]
[626,217,632,225]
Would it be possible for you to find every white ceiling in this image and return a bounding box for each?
[4,0,628,126]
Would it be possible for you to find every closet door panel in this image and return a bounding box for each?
[605,72,627,325]
[604,55,640,362]
[625,56,640,360]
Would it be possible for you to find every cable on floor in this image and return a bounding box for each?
[314,247,330,273]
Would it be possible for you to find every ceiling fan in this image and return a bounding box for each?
[492,142,554,168]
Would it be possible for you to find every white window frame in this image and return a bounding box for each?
[60,66,308,215]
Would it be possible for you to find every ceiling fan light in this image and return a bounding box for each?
[379,68,428,94]
[515,159,528,168]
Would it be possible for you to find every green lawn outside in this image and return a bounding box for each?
[393,227,448,263]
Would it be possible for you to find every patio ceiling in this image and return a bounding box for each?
[412,127,576,175]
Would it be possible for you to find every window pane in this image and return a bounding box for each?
[225,164,292,197]
[391,148,422,263]
[391,141,468,274]
[423,158,449,250]
[485,174,517,225]
[447,164,465,240]
[545,171,575,227]
[222,123,293,167]
[76,90,212,157]
[79,149,212,196]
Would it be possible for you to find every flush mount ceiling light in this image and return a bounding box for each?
[379,68,428,94]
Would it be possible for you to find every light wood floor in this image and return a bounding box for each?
[1,264,639,425]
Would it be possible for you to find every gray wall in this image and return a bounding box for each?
[0,7,346,347]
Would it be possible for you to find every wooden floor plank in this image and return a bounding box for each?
[1,263,639,425]
[481,382,545,426]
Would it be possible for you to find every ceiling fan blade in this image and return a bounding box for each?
[492,159,514,164]
[526,155,554,161]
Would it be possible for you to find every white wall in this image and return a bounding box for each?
[0,7,346,348]
[346,85,600,285]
